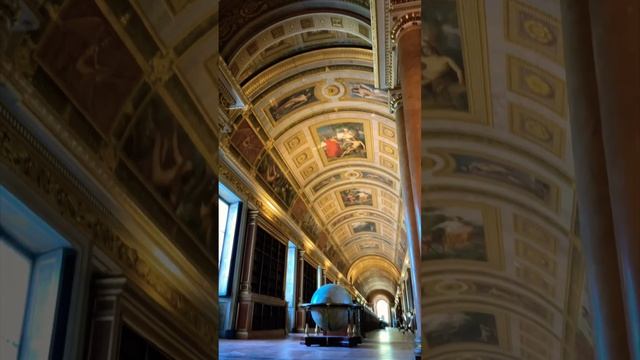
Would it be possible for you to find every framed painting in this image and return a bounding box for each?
[311,120,373,165]
[36,0,142,137]
[422,0,491,125]
[422,200,502,270]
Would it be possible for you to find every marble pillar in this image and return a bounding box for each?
[236,209,259,337]
[587,1,640,357]
[295,249,306,332]
[238,210,259,294]
[317,266,325,288]
[394,98,422,358]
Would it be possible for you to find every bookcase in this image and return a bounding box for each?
[251,226,286,299]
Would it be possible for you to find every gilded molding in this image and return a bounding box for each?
[243,48,373,98]
[147,51,176,87]
[219,150,356,286]
[0,108,217,351]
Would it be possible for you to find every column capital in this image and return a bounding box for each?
[389,88,403,113]
[247,209,259,224]
[390,12,421,45]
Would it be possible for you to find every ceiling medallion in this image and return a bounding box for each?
[345,170,361,179]
[523,19,554,45]
[321,82,345,99]
[434,279,469,295]
[524,74,552,97]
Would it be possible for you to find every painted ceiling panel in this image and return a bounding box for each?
[420,0,590,358]
[218,1,406,299]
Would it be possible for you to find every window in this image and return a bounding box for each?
[0,187,74,359]
[375,299,390,324]
[0,239,32,360]
[218,199,230,265]
[218,183,241,297]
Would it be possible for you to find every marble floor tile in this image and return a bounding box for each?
[219,328,416,360]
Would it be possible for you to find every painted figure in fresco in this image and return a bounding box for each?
[258,155,295,207]
[229,120,264,165]
[341,189,373,207]
[424,207,486,261]
[353,221,376,233]
[312,174,342,193]
[279,93,309,111]
[431,216,474,252]
[123,97,216,249]
[362,172,393,187]
[422,0,469,111]
[270,88,315,120]
[454,154,551,202]
[151,126,193,204]
[424,41,466,109]
[321,136,343,158]
[338,127,366,157]
[352,83,376,97]
[37,0,142,135]
[317,123,367,160]
[425,312,498,348]
[350,83,388,103]
[149,123,215,246]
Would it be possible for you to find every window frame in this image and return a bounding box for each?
[218,184,242,297]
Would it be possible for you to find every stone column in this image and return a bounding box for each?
[560,0,629,356]
[393,97,422,357]
[397,26,422,224]
[586,1,640,358]
[85,277,126,360]
[238,209,259,293]
[393,17,423,357]
[236,209,259,338]
[295,249,306,332]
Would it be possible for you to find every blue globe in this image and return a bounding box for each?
[310,284,352,331]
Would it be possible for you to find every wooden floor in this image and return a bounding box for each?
[219,328,416,360]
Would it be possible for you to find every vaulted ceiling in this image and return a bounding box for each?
[420,0,592,358]
[219,0,406,300]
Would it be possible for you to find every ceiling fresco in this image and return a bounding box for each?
[219,2,406,300]
[421,0,590,359]
[1,0,220,352]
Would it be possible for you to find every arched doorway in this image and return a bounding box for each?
[375,298,390,324]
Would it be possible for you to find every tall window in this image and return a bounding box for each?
[218,199,230,265]
[0,239,32,359]
[0,187,74,359]
[218,183,241,297]
[375,299,390,324]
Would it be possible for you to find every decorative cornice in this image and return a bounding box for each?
[219,149,355,284]
[218,56,249,111]
[243,48,373,98]
[0,106,216,351]
[0,61,218,289]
